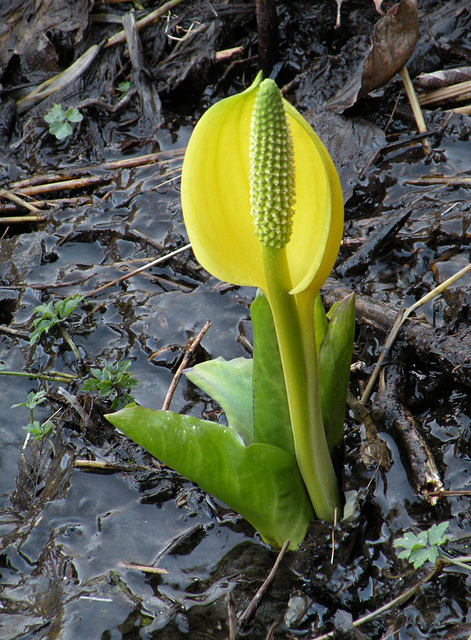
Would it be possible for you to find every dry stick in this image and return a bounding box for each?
[120,562,169,575]
[361,262,471,405]
[265,622,278,640]
[0,190,41,213]
[161,320,211,411]
[9,150,184,190]
[428,489,471,497]
[105,0,188,48]
[0,215,46,224]
[309,563,441,640]
[418,79,471,106]
[406,175,471,185]
[237,539,290,627]
[400,66,431,154]
[451,104,471,115]
[75,459,159,472]
[84,243,191,297]
[0,325,30,338]
[227,592,237,640]
[17,43,103,112]
[17,175,111,197]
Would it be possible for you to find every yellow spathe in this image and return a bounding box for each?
[181,74,343,296]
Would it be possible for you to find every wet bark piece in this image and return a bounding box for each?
[329,0,419,113]
[123,11,162,134]
[0,0,92,74]
[376,365,443,504]
[256,0,279,77]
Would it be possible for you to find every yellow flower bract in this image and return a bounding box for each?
[181,73,343,296]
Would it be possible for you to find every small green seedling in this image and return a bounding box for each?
[394,521,450,568]
[12,390,47,415]
[44,104,83,140]
[117,81,132,93]
[22,418,54,440]
[30,295,84,345]
[12,390,54,440]
[82,361,138,410]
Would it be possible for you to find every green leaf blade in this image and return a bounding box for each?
[318,293,355,452]
[185,357,254,444]
[106,406,313,549]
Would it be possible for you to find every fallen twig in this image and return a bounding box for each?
[0,189,41,213]
[15,175,111,197]
[85,243,191,297]
[400,66,431,153]
[0,215,46,224]
[227,592,237,640]
[237,539,290,627]
[9,149,184,190]
[161,320,211,411]
[120,562,169,575]
[75,459,157,472]
[418,79,471,106]
[405,175,471,185]
[17,43,104,113]
[377,366,444,503]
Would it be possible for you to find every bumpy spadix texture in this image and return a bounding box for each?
[181,73,343,296]
[250,79,295,248]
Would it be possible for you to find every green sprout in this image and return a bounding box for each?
[82,361,138,411]
[12,390,54,441]
[394,522,450,568]
[106,75,354,550]
[44,104,83,140]
[117,81,132,93]
[30,295,84,358]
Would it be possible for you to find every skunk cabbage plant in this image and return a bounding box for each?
[107,74,355,550]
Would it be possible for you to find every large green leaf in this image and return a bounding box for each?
[185,357,254,444]
[251,294,293,454]
[107,406,313,549]
[319,293,355,451]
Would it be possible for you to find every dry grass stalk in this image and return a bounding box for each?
[418,79,471,106]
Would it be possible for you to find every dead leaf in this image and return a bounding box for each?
[329,0,419,113]
[415,66,471,90]
[0,0,93,76]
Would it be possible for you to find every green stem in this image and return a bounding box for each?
[0,370,76,383]
[262,245,341,521]
[61,327,81,360]
[296,287,341,518]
